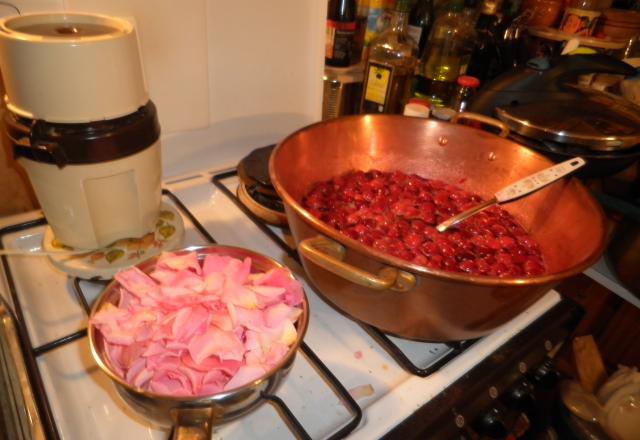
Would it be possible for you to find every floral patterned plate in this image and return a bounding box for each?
[42,203,184,280]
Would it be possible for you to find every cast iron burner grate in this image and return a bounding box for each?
[235,145,288,226]
[0,189,362,440]
[211,169,476,377]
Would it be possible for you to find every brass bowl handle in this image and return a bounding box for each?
[298,235,415,292]
[451,111,510,138]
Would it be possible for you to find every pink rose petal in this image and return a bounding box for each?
[114,267,159,298]
[233,307,266,330]
[221,283,258,309]
[188,327,245,364]
[156,252,201,275]
[224,365,267,391]
[91,251,304,397]
[263,303,302,328]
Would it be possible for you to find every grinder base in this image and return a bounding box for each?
[42,203,184,280]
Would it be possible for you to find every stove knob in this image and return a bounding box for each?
[528,360,559,389]
[474,407,508,439]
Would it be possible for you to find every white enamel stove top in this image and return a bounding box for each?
[0,159,563,440]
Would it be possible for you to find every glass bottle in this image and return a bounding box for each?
[408,0,435,58]
[412,0,476,108]
[352,0,370,64]
[466,0,503,86]
[326,0,358,67]
[360,0,418,114]
[362,0,389,62]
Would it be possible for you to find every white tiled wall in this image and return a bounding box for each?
[2,0,325,158]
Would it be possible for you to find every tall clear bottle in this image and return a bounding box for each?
[360,0,418,114]
[412,0,476,107]
[466,0,503,86]
[408,0,434,58]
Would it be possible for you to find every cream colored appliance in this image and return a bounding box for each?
[0,12,161,250]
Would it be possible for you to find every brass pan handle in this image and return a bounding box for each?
[170,407,215,440]
[451,111,510,138]
[298,235,415,292]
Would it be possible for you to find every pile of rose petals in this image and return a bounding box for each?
[90,251,305,397]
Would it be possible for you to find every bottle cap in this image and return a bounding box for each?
[408,97,431,108]
[457,75,481,88]
[403,102,430,118]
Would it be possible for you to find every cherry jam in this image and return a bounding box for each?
[302,170,546,277]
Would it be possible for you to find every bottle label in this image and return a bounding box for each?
[326,24,336,59]
[407,24,422,47]
[326,19,357,62]
[363,62,393,111]
[364,2,387,47]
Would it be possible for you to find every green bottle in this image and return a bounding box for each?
[412,0,476,107]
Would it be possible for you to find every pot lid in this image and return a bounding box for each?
[495,85,640,151]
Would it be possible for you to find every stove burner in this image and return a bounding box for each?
[236,145,287,225]
[236,182,287,226]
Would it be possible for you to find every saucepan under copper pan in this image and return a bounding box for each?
[269,113,607,342]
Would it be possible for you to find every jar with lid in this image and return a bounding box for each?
[449,75,480,112]
[559,0,604,36]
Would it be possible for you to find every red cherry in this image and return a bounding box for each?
[302,170,546,277]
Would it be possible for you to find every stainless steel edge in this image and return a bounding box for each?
[494,106,640,151]
[0,297,44,440]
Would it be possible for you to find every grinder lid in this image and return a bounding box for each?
[495,85,640,151]
[0,12,149,122]
[7,100,160,168]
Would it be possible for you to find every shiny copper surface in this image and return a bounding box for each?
[269,114,607,342]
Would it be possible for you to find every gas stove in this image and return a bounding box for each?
[0,139,584,439]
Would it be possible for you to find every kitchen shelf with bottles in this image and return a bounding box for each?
[527,25,628,52]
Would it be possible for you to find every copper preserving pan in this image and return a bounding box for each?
[269,113,607,342]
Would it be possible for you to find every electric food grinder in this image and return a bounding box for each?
[0,12,161,250]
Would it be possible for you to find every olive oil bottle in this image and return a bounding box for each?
[360,0,417,114]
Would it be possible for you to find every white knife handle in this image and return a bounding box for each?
[494,157,586,203]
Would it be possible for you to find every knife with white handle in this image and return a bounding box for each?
[436,157,586,233]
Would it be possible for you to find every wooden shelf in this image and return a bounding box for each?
[528,26,628,50]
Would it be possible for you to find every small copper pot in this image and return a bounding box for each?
[88,245,309,439]
[269,113,607,342]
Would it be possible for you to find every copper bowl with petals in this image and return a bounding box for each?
[88,245,309,439]
[269,113,607,342]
